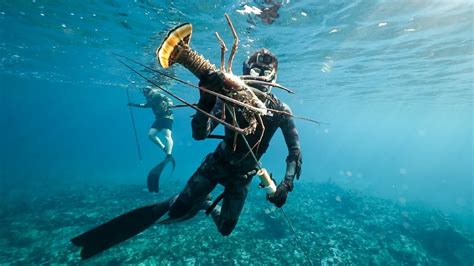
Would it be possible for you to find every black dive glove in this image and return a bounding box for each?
[198,70,224,112]
[268,179,293,208]
[268,152,302,208]
[285,151,302,180]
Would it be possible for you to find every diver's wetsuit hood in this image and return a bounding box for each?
[243,48,278,92]
[243,48,279,73]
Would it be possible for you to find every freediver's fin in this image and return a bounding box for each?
[169,155,176,172]
[157,209,202,225]
[147,160,166,192]
[158,215,189,225]
[147,155,176,193]
[71,200,171,259]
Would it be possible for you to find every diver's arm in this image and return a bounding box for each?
[279,103,302,190]
[191,71,223,140]
[208,99,224,131]
[267,102,301,208]
[128,102,150,108]
[191,112,212,140]
[191,101,222,140]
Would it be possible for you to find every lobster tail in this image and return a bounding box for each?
[155,23,215,78]
[156,23,193,68]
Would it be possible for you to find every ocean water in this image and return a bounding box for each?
[0,0,473,264]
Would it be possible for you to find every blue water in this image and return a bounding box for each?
[0,0,473,263]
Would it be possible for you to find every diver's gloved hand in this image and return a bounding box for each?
[199,70,225,91]
[268,179,293,208]
[198,70,224,112]
[286,151,302,180]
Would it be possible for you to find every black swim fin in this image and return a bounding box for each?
[71,200,171,259]
[147,161,166,192]
[147,155,176,193]
[169,155,176,172]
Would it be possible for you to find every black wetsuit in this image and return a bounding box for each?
[70,92,302,260]
[169,94,301,236]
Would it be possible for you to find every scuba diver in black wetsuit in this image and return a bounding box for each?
[128,86,176,192]
[71,49,302,259]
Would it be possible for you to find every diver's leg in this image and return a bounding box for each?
[209,181,250,236]
[162,128,173,155]
[148,127,166,151]
[166,159,218,220]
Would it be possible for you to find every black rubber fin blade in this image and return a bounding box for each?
[169,155,176,172]
[147,161,166,193]
[158,210,196,225]
[147,156,176,192]
[71,201,169,259]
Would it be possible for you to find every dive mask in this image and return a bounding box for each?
[249,64,275,81]
[248,64,276,93]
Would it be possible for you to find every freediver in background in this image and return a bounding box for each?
[128,86,176,192]
[71,48,302,259]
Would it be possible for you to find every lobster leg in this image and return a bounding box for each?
[231,107,239,151]
[117,58,248,135]
[215,32,227,71]
[242,79,295,94]
[114,54,270,116]
[243,84,278,105]
[233,114,266,165]
[224,13,239,73]
[236,114,265,164]
[221,102,226,120]
[251,114,265,154]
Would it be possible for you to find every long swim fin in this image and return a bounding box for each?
[71,199,171,259]
[147,155,176,193]
[169,155,176,172]
[147,161,166,192]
